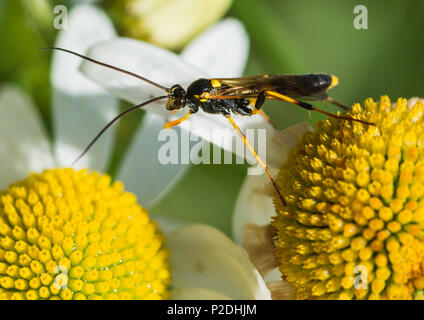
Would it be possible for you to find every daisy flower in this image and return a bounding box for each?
[235,96,424,300]
[0,3,270,300]
[0,80,269,301]
[52,3,263,208]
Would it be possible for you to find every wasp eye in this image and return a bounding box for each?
[166,85,187,111]
[166,99,179,111]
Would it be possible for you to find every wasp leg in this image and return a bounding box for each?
[265,91,374,126]
[225,114,286,206]
[164,112,191,129]
[253,91,266,114]
[326,97,349,111]
[249,92,277,129]
[233,105,253,116]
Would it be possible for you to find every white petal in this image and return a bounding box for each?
[80,38,273,163]
[233,123,312,245]
[0,85,54,188]
[181,18,249,77]
[267,280,294,300]
[171,288,231,300]
[272,122,312,150]
[167,224,271,300]
[243,224,278,277]
[264,268,284,283]
[232,174,275,245]
[116,113,189,207]
[80,37,204,104]
[51,3,118,171]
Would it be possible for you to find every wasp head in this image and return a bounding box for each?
[166,84,187,111]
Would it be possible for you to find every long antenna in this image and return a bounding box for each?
[42,47,171,92]
[71,95,168,166]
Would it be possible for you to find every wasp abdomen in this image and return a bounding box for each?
[298,74,334,91]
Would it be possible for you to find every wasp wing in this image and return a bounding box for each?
[209,74,331,101]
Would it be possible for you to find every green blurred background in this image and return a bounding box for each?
[1,0,423,237]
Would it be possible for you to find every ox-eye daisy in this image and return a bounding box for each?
[235,96,424,300]
[0,3,270,300]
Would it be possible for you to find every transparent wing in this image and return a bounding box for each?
[208,74,331,101]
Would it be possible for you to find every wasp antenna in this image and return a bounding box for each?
[70,95,168,167]
[41,47,171,93]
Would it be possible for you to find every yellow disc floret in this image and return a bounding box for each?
[0,168,171,300]
[273,96,424,300]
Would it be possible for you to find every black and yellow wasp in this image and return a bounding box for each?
[45,47,374,205]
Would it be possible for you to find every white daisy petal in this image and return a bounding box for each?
[0,85,54,188]
[116,112,189,207]
[167,224,271,300]
[80,37,204,106]
[232,123,313,245]
[264,268,284,283]
[80,38,271,162]
[272,122,313,150]
[232,174,275,245]
[243,224,278,278]
[267,280,294,300]
[181,18,249,77]
[171,288,231,300]
[51,3,118,171]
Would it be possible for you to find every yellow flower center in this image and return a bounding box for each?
[0,168,171,300]
[273,96,424,300]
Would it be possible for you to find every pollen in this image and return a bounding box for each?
[273,96,424,300]
[0,168,171,300]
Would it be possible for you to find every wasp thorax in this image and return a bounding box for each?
[166,84,187,111]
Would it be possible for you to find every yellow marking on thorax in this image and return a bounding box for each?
[194,92,211,103]
[211,80,221,88]
[198,92,211,102]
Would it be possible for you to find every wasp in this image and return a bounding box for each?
[45,47,374,206]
